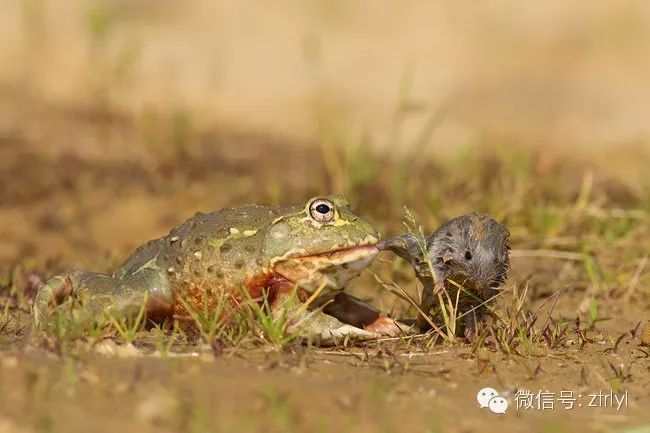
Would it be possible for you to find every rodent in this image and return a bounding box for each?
[378,212,510,336]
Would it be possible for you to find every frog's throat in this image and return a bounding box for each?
[271,244,379,292]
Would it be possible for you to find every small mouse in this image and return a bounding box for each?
[378,212,510,337]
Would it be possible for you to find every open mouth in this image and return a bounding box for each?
[272,243,379,291]
[302,243,379,261]
[276,242,379,264]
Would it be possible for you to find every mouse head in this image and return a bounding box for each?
[378,213,510,295]
[430,213,510,294]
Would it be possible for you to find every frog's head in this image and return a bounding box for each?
[264,196,380,292]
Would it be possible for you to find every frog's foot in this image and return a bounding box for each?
[322,292,413,338]
[364,316,413,337]
[268,290,409,345]
[289,307,412,346]
[290,311,382,345]
[318,324,381,343]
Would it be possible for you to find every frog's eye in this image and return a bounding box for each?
[308,199,335,223]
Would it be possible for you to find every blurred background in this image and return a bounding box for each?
[1,0,649,267]
[3,1,650,147]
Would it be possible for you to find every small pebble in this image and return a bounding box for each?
[94,340,117,356]
[80,371,100,384]
[95,340,142,357]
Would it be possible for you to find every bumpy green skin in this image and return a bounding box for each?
[34,196,396,341]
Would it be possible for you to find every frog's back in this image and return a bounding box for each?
[114,204,281,282]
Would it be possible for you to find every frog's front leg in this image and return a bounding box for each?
[294,313,382,345]
[271,290,409,345]
[34,267,173,329]
[322,292,411,337]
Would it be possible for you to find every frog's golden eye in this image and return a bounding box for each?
[308,198,335,223]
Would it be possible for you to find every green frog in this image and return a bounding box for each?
[34,196,407,342]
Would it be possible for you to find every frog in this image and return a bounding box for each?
[34,196,408,343]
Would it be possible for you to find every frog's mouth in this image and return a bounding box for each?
[272,244,379,292]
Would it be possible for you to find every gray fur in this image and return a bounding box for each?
[379,212,510,335]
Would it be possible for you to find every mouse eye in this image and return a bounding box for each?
[464,250,473,260]
[309,199,335,223]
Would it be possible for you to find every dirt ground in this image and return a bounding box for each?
[1,341,648,433]
[1,95,649,433]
